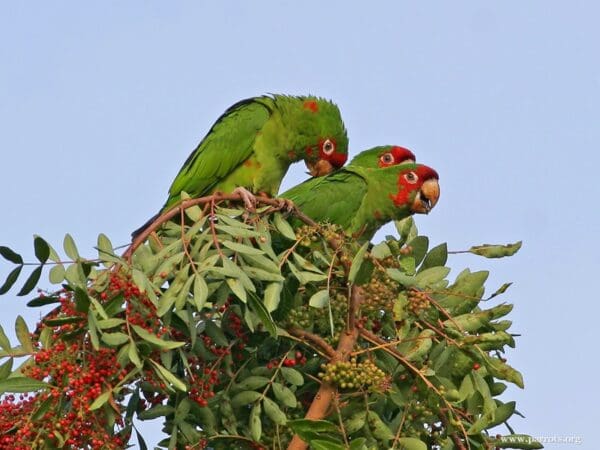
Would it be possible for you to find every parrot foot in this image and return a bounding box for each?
[233,187,257,211]
[275,198,295,212]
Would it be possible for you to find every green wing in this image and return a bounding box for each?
[282,168,368,230]
[165,98,272,208]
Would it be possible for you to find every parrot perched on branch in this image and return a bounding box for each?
[132,94,348,238]
[280,147,439,242]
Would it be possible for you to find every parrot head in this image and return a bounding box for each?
[286,96,348,177]
[391,164,440,214]
[350,145,416,168]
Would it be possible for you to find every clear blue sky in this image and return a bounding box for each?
[1,2,597,448]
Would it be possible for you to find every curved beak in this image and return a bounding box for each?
[306,159,335,177]
[411,179,440,214]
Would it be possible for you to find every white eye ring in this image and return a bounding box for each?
[380,152,394,165]
[404,172,418,184]
[322,139,335,155]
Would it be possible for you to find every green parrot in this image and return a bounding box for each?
[348,145,416,168]
[132,94,348,238]
[280,147,440,242]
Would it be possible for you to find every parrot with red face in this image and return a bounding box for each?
[348,145,416,168]
[132,94,348,238]
[280,146,439,242]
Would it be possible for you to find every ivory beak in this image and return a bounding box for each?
[411,179,440,214]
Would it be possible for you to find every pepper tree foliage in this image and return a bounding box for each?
[0,195,540,450]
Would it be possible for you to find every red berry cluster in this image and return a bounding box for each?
[266,351,307,369]
[189,365,218,407]
[0,337,128,449]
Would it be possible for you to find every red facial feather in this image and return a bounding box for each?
[390,166,438,207]
[303,100,319,113]
[318,138,347,168]
[391,146,416,164]
[378,146,416,168]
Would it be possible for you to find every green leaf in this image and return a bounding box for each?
[407,235,429,266]
[468,241,522,258]
[281,367,304,386]
[345,411,366,434]
[386,268,416,287]
[396,437,428,450]
[263,396,287,424]
[367,410,394,441]
[43,316,85,326]
[0,246,23,264]
[273,213,296,240]
[128,343,142,368]
[0,377,48,394]
[272,382,297,408]
[349,438,368,450]
[15,316,33,353]
[249,292,277,337]
[482,355,524,388]
[226,277,247,302]
[89,391,111,411]
[249,402,262,441]
[96,318,125,329]
[371,242,391,259]
[48,264,66,284]
[414,266,450,288]
[468,401,516,434]
[214,224,262,238]
[17,266,42,296]
[27,295,60,307]
[309,289,330,308]
[0,326,11,353]
[488,282,513,300]
[222,240,265,255]
[242,266,285,282]
[287,419,338,435]
[192,274,209,310]
[231,390,262,407]
[0,266,23,295]
[419,242,448,271]
[150,359,187,392]
[348,242,369,284]
[88,311,100,350]
[138,404,176,420]
[74,287,90,313]
[97,233,114,256]
[131,324,184,349]
[235,376,270,391]
[395,217,417,244]
[311,440,345,450]
[263,282,282,312]
[204,320,229,346]
[63,233,80,260]
[101,332,130,346]
[131,269,147,294]
[33,236,50,264]
[0,357,13,380]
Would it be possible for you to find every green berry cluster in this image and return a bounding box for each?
[318,358,387,392]
[296,223,344,247]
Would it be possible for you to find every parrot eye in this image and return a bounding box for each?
[322,139,335,155]
[404,172,418,184]
[379,152,395,166]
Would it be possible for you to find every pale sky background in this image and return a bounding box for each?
[1,2,598,449]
